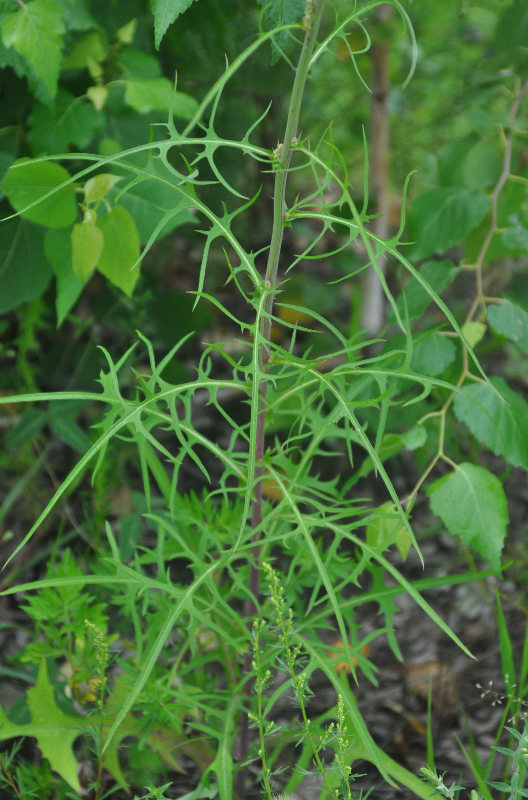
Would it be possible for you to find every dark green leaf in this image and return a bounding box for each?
[395,260,458,322]
[428,463,507,568]
[28,89,105,154]
[488,299,528,353]
[407,187,489,259]
[0,219,49,313]
[453,377,528,470]
[256,0,305,64]
[114,180,195,244]
[53,0,95,30]
[49,416,92,453]
[151,0,199,49]
[6,409,48,448]
[44,228,83,325]
[411,331,457,377]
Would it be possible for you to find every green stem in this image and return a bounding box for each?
[236,5,326,797]
[247,0,325,615]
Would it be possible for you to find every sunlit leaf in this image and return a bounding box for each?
[2,159,76,228]
[71,221,103,280]
[124,77,198,117]
[1,0,64,103]
[453,377,528,470]
[428,463,507,568]
[0,660,83,791]
[96,206,140,295]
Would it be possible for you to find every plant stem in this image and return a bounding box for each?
[236,4,325,797]
[0,754,24,800]
[247,0,325,618]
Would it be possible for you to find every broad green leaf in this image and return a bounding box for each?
[151,0,199,49]
[488,299,528,353]
[44,228,83,325]
[461,321,486,349]
[54,0,95,30]
[28,89,105,154]
[0,150,13,197]
[62,30,107,70]
[0,660,83,791]
[1,0,64,103]
[502,215,528,253]
[96,206,140,295]
[113,180,194,244]
[461,140,502,190]
[71,221,103,280]
[118,48,162,79]
[411,331,457,377]
[124,77,198,117]
[2,159,76,228]
[0,219,49,313]
[407,187,489,260]
[401,424,427,450]
[395,259,457,322]
[453,377,528,470]
[84,173,122,204]
[49,415,92,453]
[428,463,507,568]
[256,0,305,64]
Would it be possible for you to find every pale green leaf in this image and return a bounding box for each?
[428,463,507,568]
[0,660,83,791]
[84,173,122,204]
[453,377,528,470]
[117,19,137,45]
[86,85,108,111]
[0,219,49,313]
[151,0,199,49]
[2,159,76,228]
[124,77,198,117]
[96,206,140,295]
[1,0,65,103]
[407,188,489,260]
[488,299,528,354]
[44,228,83,325]
[62,30,107,70]
[461,321,486,348]
[411,331,457,377]
[71,221,103,280]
